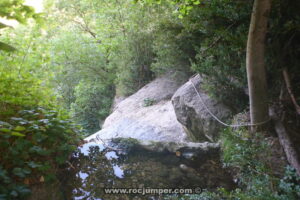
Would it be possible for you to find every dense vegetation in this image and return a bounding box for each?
[166,128,300,200]
[0,0,299,199]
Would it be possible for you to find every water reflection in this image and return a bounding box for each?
[105,151,119,160]
[60,139,235,200]
[112,165,124,178]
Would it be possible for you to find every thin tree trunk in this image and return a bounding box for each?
[270,108,300,176]
[282,68,300,115]
[246,0,271,131]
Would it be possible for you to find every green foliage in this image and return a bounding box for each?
[136,0,201,18]
[47,29,115,134]
[219,128,300,199]
[0,108,83,199]
[0,17,83,199]
[48,0,180,128]
[279,166,300,199]
[49,32,113,98]
[70,81,114,134]
[113,29,155,96]
[0,26,55,120]
[140,0,299,112]
[164,191,225,200]
[143,98,156,107]
[137,0,251,111]
[0,0,299,199]
[266,0,300,99]
[220,128,280,198]
[167,128,300,200]
[106,2,169,96]
[150,17,197,75]
[0,0,40,52]
[188,0,251,111]
[0,0,36,23]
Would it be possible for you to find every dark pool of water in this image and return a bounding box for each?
[58,140,235,200]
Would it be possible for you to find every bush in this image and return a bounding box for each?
[219,128,300,200]
[189,0,251,111]
[113,30,155,96]
[150,18,197,76]
[166,127,300,200]
[189,0,300,111]
[0,27,55,120]
[70,80,114,134]
[0,108,83,199]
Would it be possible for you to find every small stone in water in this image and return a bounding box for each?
[179,164,188,171]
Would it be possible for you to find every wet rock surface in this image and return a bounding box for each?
[60,138,235,200]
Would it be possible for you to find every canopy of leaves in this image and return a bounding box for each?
[0,0,40,52]
[0,0,36,23]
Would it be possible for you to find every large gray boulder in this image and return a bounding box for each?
[86,73,189,143]
[172,75,232,142]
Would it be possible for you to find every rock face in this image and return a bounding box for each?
[172,75,232,142]
[86,74,189,143]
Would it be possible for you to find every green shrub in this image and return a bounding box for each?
[189,0,251,111]
[189,0,300,111]
[166,127,300,200]
[70,80,114,134]
[143,98,156,107]
[150,18,197,76]
[0,108,83,199]
[113,30,155,96]
[0,27,55,120]
[219,128,300,200]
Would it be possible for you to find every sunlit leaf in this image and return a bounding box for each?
[14,126,26,131]
[11,132,25,137]
[0,128,11,133]
[193,0,200,5]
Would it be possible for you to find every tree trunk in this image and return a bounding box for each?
[270,107,300,176]
[246,0,271,131]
